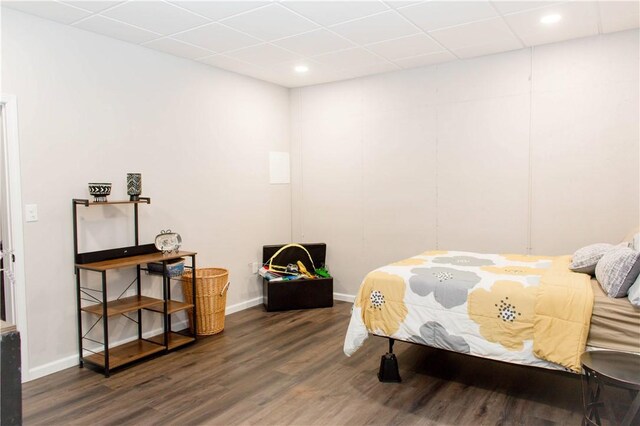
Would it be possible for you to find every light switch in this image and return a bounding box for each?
[25,204,38,222]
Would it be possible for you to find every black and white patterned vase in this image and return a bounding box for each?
[88,183,111,202]
[127,173,142,201]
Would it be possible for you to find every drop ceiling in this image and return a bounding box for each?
[3,0,639,88]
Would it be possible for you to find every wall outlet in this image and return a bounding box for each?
[25,204,38,222]
[251,262,261,274]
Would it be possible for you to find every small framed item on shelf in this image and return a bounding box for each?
[155,229,182,253]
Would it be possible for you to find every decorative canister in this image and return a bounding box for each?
[88,183,112,202]
[127,173,142,201]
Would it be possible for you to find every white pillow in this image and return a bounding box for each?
[631,233,640,251]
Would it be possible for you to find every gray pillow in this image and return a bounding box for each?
[595,247,640,298]
[570,243,615,275]
[628,273,640,307]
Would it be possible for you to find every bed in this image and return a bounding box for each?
[343,250,640,376]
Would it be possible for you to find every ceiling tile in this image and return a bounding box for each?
[338,61,400,79]
[453,38,523,59]
[285,72,350,88]
[74,15,160,44]
[503,2,599,46]
[366,33,443,60]
[169,1,269,21]
[385,1,426,9]
[229,68,291,86]
[2,1,91,24]
[281,1,389,26]
[62,1,123,13]
[224,43,303,67]
[430,17,522,50]
[491,1,561,15]
[330,10,420,45]
[398,1,498,31]
[143,38,213,59]
[313,47,389,70]
[272,29,355,56]
[599,1,640,34]
[394,50,457,68]
[173,23,261,53]
[102,1,209,35]
[221,4,318,41]
[198,54,264,76]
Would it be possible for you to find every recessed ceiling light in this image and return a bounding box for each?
[540,14,562,24]
[294,65,309,73]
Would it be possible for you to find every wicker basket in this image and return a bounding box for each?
[181,268,229,335]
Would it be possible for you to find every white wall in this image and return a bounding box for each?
[291,29,640,297]
[2,9,291,378]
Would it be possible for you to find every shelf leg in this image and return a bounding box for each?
[72,201,79,273]
[191,255,197,340]
[163,262,168,350]
[75,267,83,368]
[137,265,142,340]
[167,273,172,336]
[102,271,110,377]
[134,203,139,246]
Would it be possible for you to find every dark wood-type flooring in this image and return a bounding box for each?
[23,301,586,425]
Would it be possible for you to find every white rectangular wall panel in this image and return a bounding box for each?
[530,31,640,254]
[436,94,531,253]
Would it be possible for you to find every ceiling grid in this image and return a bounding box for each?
[3,0,638,87]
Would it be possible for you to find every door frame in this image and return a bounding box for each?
[1,94,30,381]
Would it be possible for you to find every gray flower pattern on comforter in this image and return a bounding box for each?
[409,267,481,308]
[410,321,470,353]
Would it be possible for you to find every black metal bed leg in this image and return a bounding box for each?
[378,338,401,383]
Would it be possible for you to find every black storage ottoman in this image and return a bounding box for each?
[262,243,333,312]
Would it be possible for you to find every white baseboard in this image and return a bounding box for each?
[334,292,355,303]
[27,320,189,382]
[28,294,352,381]
[28,353,78,382]
[225,296,263,315]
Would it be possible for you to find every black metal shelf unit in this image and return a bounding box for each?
[72,198,197,377]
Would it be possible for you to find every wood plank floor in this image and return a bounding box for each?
[23,301,585,425]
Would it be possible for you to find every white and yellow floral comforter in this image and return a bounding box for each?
[344,250,593,372]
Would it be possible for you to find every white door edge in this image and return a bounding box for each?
[1,94,30,382]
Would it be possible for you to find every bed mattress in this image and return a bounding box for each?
[587,278,640,353]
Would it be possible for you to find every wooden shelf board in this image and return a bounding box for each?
[74,198,150,206]
[81,295,163,317]
[83,339,164,369]
[146,331,195,350]
[144,300,193,315]
[76,250,197,272]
